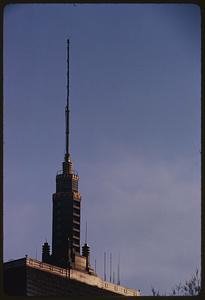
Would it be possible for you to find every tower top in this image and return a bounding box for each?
[65,39,70,162]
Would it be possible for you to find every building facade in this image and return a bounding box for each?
[4,257,140,296]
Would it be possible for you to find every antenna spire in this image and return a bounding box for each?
[85,221,87,243]
[63,39,73,174]
[65,38,70,161]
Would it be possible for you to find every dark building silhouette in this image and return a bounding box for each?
[50,146,81,267]
[4,40,140,296]
[42,241,50,264]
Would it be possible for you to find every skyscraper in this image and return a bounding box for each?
[51,40,81,264]
[41,39,92,273]
[4,40,140,296]
[52,39,81,264]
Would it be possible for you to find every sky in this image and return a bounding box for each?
[3,3,201,295]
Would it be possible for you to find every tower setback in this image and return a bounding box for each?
[51,160,81,267]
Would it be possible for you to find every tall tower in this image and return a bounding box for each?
[51,39,81,267]
[4,39,140,297]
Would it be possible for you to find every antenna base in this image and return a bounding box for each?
[63,155,73,174]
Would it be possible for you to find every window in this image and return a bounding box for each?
[73,208,80,215]
[72,179,78,191]
[73,200,80,207]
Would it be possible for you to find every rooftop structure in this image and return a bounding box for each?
[4,257,140,296]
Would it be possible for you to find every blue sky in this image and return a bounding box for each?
[4,3,200,295]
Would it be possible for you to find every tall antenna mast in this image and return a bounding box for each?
[85,221,87,243]
[65,38,70,161]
